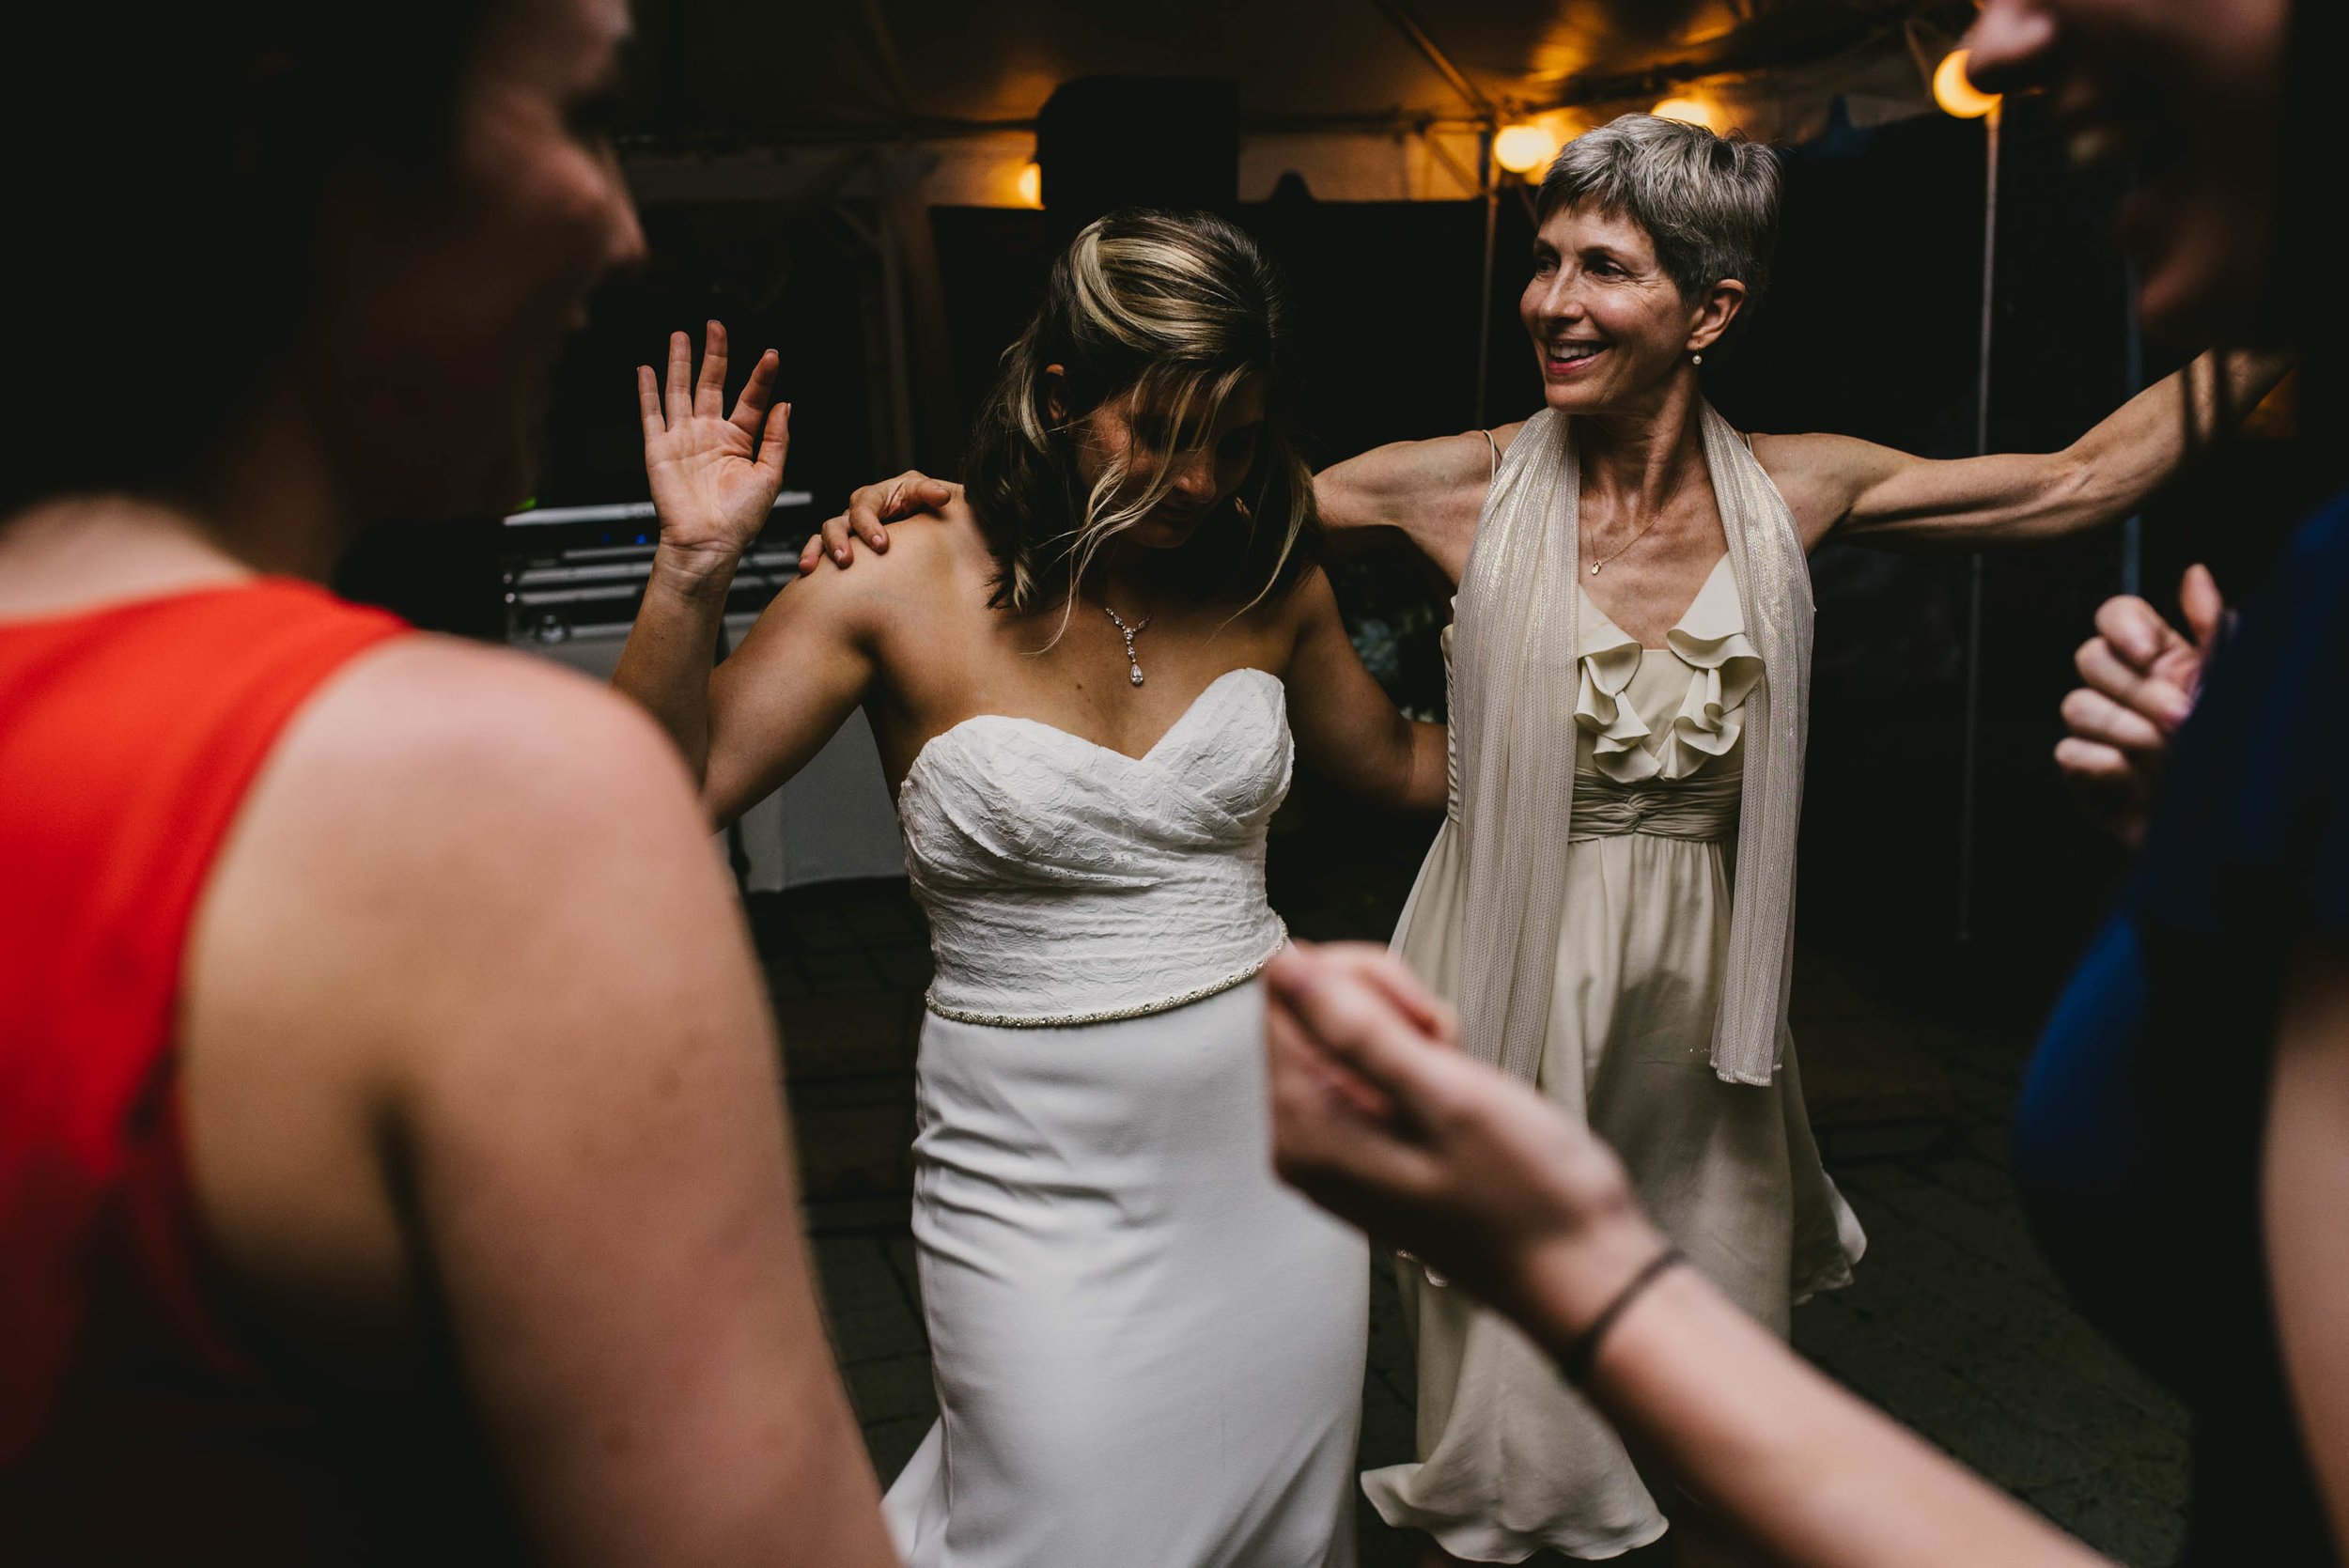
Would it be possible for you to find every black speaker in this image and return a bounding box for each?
[1035,76,1240,227]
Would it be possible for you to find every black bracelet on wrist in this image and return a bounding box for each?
[1560,1245,1687,1387]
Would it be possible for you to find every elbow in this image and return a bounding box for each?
[694,763,736,831]
[700,778,744,833]
[1315,480,1366,536]
[1406,724,1450,815]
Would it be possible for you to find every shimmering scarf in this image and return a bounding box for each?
[1450,403,1811,1087]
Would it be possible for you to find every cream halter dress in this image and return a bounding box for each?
[1362,559,1866,1562]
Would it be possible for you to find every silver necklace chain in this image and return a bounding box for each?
[1103,605,1151,687]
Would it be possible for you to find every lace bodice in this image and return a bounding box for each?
[896,667,1292,1025]
[1439,555,1759,841]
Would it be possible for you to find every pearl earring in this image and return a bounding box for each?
[1691,351,1704,366]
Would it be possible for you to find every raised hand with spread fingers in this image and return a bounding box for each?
[636,320,791,577]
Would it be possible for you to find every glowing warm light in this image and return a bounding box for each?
[1651,96,1723,133]
[1015,161,1043,208]
[1493,122,1561,176]
[1933,50,1999,118]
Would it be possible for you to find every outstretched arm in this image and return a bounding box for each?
[1267,943,2119,1568]
[612,323,879,827]
[1767,349,2292,551]
[1282,569,1448,815]
[804,421,1521,586]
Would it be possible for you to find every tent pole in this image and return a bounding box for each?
[1956,99,1999,943]
[1475,130,1498,429]
[1361,0,1502,430]
[2120,253,2145,597]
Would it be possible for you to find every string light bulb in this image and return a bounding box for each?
[1015,161,1043,208]
[1651,96,1723,133]
[1493,122,1561,176]
[1933,50,1999,118]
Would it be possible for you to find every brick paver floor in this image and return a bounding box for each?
[758,870,2186,1567]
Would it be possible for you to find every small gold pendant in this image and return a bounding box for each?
[1589,563,1602,576]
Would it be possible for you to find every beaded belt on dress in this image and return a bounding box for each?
[924,919,1290,1029]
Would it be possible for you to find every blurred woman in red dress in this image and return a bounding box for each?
[0,2,895,1563]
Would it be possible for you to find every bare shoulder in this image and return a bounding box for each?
[1746,431,1900,546]
[1749,430,1890,474]
[792,496,992,611]
[1252,563,1355,675]
[1265,562,1341,632]
[307,635,687,800]
[180,632,748,1221]
[229,636,717,930]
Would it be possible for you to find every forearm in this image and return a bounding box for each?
[1551,1260,2110,1568]
[2062,347,2295,531]
[1831,348,2293,551]
[611,545,739,784]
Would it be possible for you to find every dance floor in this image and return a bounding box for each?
[759,813,2187,1567]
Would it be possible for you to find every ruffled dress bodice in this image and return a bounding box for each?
[1568,554,1757,841]
[1437,554,1759,841]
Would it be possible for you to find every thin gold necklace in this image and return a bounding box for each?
[1581,469,1696,576]
[1581,514,1662,577]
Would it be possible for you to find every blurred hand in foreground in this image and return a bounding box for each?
[2055,564,2226,848]
[1264,942,1666,1339]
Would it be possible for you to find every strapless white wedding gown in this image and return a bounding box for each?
[880,667,1367,1568]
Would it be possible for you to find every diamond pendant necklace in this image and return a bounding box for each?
[1103,605,1152,687]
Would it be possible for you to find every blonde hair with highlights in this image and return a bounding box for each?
[961,209,1319,620]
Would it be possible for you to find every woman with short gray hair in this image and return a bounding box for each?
[1307,112,2280,1566]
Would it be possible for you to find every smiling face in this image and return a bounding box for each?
[1066,377,1268,551]
[1519,202,1742,415]
[1965,0,2288,340]
[308,0,647,519]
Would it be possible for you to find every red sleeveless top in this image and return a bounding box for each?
[0,579,409,1558]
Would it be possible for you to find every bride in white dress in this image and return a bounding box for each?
[613,211,1449,1567]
